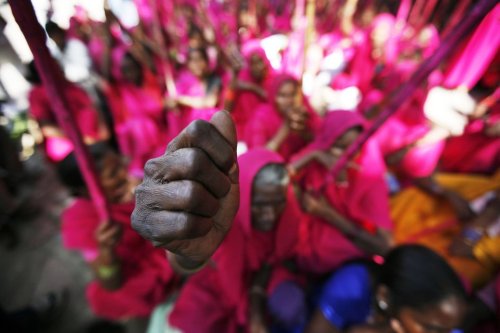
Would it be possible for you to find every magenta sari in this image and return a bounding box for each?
[106,47,167,178]
[165,69,220,141]
[442,4,500,90]
[292,111,392,274]
[62,199,176,320]
[231,40,275,138]
[169,149,302,333]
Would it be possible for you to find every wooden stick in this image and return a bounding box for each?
[9,0,110,224]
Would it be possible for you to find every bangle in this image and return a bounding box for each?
[461,228,484,246]
[97,263,120,280]
[167,251,209,275]
[250,285,267,297]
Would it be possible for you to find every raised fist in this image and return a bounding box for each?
[132,111,239,270]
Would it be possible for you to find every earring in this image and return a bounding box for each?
[378,300,388,310]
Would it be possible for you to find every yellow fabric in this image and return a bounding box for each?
[391,170,500,289]
[474,236,500,271]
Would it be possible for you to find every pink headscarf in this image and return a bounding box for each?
[245,74,321,160]
[310,110,366,151]
[292,111,391,273]
[240,39,273,82]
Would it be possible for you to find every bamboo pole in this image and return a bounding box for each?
[326,0,498,186]
[9,0,110,224]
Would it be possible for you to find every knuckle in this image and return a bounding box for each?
[185,119,209,142]
[184,149,204,177]
[144,158,162,178]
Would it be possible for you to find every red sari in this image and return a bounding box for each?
[293,111,392,274]
[61,199,176,320]
[169,149,302,333]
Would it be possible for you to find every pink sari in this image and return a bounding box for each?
[166,69,220,141]
[62,199,176,320]
[442,4,500,90]
[292,111,392,274]
[231,40,275,138]
[106,47,167,178]
[28,84,102,162]
[245,74,321,161]
[169,149,302,333]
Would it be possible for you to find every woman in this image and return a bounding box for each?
[166,47,221,140]
[106,48,167,178]
[26,61,108,163]
[58,143,176,320]
[245,74,320,161]
[289,111,393,274]
[225,40,275,138]
[392,170,500,289]
[168,148,305,333]
[305,245,467,333]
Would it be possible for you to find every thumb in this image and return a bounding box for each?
[209,111,240,232]
[210,110,239,184]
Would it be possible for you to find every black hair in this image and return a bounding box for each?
[45,21,65,36]
[187,47,209,64]
[253,163,289,188]
[378,244,467,312]
[25,61,41,84]
[56,142,113,194]
[188,24,204,39]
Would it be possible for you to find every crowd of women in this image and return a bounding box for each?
[23,0,499,332]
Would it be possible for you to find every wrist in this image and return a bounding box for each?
[461,227,485,246]
[167,251,209,275]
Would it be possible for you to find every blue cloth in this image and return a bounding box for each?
[268,281,307,329]
[318,263,372,329]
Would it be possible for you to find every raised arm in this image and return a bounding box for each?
[131,111,239,274]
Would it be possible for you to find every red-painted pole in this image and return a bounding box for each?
[327,0,498,185]
[9,0,110,224]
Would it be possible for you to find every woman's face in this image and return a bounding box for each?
[251,182,287,232]
[249,53,267,82]
[188,32,205,49]
[394,296,467,333]
[275,81,297,113]
[121,55,142,85]
[99,152,132,204]
[330,127,361,155]
[187,50,209,78]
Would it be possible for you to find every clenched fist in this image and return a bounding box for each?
[132,111,239,271]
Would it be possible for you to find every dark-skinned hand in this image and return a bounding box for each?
[132,111,239,266]
[96,222,122,251]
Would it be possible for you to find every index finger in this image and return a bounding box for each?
[166,111,237,173]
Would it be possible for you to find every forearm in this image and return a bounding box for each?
[318,206,390,255]
[91,248,122,290]
[167,251,209,276]
[414,176,446,197]
[288,151,317,174]
[266,125,289,151]
[177,94,218,109]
